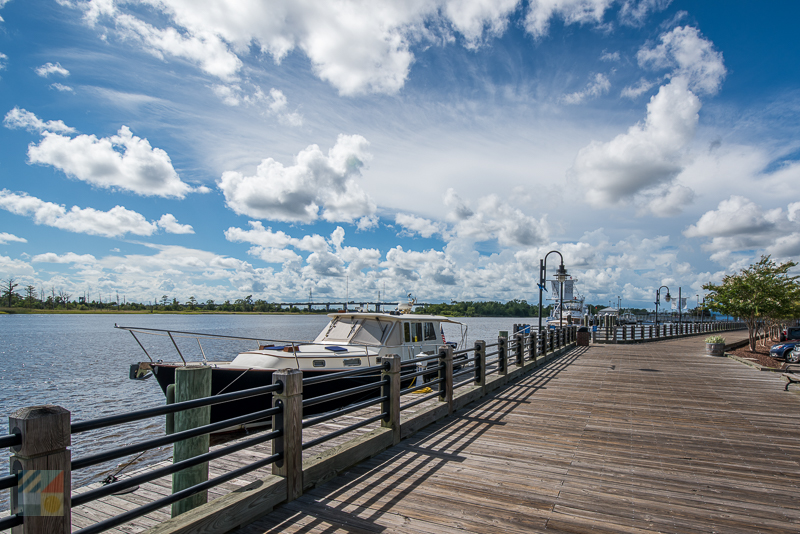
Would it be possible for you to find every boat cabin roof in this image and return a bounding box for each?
[325,312,462,324]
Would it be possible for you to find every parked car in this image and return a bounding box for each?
[771,340,800,360]
[780,326,800,341]
[787,345,800,364]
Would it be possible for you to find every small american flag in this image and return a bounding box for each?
[441,326,446,343]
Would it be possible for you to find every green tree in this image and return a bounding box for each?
[703,255,800,352]
[187,296,197,310]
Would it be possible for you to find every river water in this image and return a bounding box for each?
[0,313,536,511]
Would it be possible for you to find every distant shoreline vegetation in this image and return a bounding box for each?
[0,281,564,317]
[0,278,660,317]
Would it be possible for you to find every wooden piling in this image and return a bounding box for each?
[272,369,303,501]
[474,340,486,389]
[439,346,454,415]
[497,336,507,375]
[172,366,212,517]
[9,405,71,534]
[381,355,401,445]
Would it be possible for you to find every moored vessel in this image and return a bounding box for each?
[125,308,467,428]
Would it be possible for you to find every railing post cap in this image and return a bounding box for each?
[382,354,401,372]
[9,405,71,455]
[273,368,303,395]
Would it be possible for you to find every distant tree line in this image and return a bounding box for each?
[417,299,553,317]
[0,280,336,313]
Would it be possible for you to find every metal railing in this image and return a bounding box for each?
[2,326,579,533]
[591,320,746,344]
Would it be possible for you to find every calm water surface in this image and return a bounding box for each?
[0,313,534,511]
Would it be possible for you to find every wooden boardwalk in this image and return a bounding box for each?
[234,332,800,534]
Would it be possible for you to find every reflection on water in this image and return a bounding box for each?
[0,312,532,511]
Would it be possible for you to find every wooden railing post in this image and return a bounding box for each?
[9,405,71,534]
[529,333,538,362]
[439,345,454,414]
[474,340,486,388]
[272,369,303,501]
[497,336,508,375]
[514,333,524,367]
[381,355,401,445]
[172,366,212,517]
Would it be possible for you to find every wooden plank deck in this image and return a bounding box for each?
[234,331,800,533]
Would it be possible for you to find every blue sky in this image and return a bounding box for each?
[1,0,799,309]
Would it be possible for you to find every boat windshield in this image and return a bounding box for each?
[314,317,391,346]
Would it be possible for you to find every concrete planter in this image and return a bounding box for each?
[706,342,726,356]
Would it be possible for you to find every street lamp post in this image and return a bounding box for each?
[677,287,682,326]
[538,251,568,333]
[655,285,671,327]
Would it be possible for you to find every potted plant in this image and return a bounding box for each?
[705,335,726,356]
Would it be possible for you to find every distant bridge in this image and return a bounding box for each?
[274,301,430,312]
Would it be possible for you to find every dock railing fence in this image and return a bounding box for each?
[2,326,582,534]
[591,320,744,344]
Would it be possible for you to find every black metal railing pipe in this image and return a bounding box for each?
[452,348,474,357]
[452,367,476,381]
[400,363,445,381]
[399,376,444,397]
[71,405,281,471]
[301,395,388,430]
[72,451,282,534]
[71,382,283,434]
[0,514,22,531]
[453,376,476,390]
[72,426,283,507]
[0,472,17,491]
[302,362,387,386]
[302,378,387,409]
[0,433,20,449]
[400,389,442,411]
[302,412,387,451]
[400,353,444,366]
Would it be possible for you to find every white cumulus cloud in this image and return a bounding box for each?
[0,190,159,238]
[218,134,375,224]
[570,26,724,216]
[4,107,76,134]
[26,122,197,198]
[63,0,636,95]
[157,214,194,234]
[0,232,26,244]
[685,196,800,260]
[35,62,70,77]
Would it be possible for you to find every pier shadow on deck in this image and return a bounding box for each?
[235,332,800,534]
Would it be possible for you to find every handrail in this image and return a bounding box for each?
[72,427,283,507]
[71,452,282,534]
[303,379,387,408]
[71,405,281,471]
[302,362,387,386]
[0,514,22,531]
[0,432,20,449]
[71,382,282,434]
[302,394,388,429]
